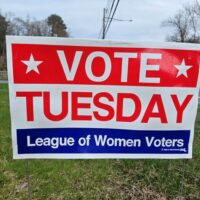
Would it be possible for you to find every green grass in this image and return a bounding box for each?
[1,83,200,199]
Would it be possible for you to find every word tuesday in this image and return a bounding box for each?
[16,91,192,123]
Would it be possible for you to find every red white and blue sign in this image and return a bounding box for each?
[6,36,200,159]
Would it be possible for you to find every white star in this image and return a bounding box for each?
[174,59,192,78]
[21,54,43,74]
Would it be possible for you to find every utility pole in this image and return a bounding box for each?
[102,8,106,39]
[100,7,132,39]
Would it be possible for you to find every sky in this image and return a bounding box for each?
[0,0,193,42]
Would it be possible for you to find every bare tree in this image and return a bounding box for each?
[162,1,200,43]
[26,19,51,36]
[7,16,51,36]
[162,9,191,42]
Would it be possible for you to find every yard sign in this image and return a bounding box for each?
[6,36,200,159]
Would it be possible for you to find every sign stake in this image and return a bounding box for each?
[26,160,32,200]
[179,160,187,198]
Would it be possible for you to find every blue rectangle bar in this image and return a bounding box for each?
[17,128,190,154]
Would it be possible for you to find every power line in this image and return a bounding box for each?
[104,0,116,30]
[99,0,122,39]
[106,0,113,12]
[104,0,120,36]
[98,0,115,39]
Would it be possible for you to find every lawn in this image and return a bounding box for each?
[0,83,200,200]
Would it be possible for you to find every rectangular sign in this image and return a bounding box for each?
[6,36,200,159]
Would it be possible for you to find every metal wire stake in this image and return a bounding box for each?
[26,160,31,200]
[179,160,186,199]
